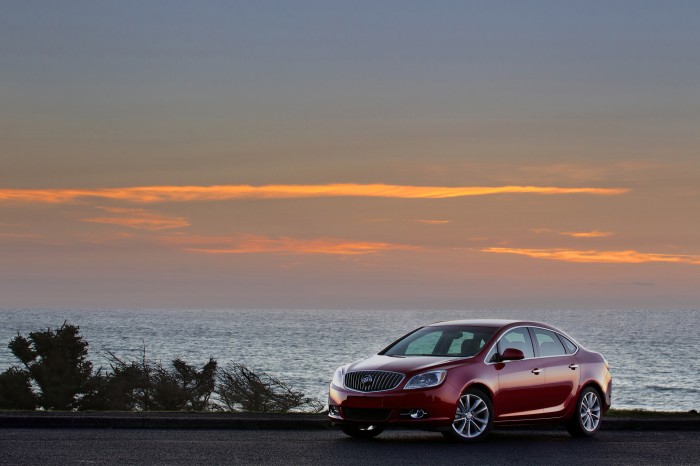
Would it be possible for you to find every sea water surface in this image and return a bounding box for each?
[1,308,698,412]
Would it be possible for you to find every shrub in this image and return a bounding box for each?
[8,322,92,410]
[86,348,156,411]
[0,367,36,410]
[84,349,218,411]
[150,358,217,411]
[216,363,322,413]
[3,322,320,413]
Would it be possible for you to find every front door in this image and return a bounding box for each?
[492,327,546,420]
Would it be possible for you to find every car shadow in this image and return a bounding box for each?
[327,429,611,465]
[332,428,598,445]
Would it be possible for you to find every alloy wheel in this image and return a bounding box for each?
[579,390,601,432]
[452,393,490,439]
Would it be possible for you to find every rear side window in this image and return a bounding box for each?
[531,328,567,357]
[557,334,578,354]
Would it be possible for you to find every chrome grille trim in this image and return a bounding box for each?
[344,370,405,392]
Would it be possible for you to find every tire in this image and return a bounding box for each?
[340,424,385,439]
[443,388,494,442]
[567,386,603,437]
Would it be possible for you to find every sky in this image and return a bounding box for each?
[1,1,699,310]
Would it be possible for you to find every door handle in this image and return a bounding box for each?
[569,364,579,370]
[531,368,541,375]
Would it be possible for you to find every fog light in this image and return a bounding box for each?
[329,405,341,417]
[409,409,427,419]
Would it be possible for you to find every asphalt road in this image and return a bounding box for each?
[1,428,698,465]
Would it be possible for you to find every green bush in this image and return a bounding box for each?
[80,349,155,411]
[0,367,36,410]
[79,350,217,411]
[150,358,218,411]
[8,322,92,410]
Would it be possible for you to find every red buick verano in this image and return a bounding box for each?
[329,319,612,441]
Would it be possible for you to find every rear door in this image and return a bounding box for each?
[529,327,580,418]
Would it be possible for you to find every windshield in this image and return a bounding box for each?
[381,325,498,357]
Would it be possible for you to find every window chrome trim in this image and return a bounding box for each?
[484,325,579,365]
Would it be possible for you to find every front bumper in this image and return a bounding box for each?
[328,383,457,428]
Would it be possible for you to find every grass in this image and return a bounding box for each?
[607,408,699,418]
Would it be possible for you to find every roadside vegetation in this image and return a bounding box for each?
[0,322,322,413]
[606,409,699,418]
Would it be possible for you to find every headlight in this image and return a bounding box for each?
[404,370,447,390]
[332,365,348,388]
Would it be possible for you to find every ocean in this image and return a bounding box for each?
[1,308,698,412]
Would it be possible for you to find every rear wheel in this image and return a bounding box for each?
[443,388,493,442]
[341,424,385,439]
[567,386,602,437]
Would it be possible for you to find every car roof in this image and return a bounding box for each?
[426,319,554,329]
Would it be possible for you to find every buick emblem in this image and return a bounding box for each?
[361,374,373,386]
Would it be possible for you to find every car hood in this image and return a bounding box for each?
[346,354,469,374]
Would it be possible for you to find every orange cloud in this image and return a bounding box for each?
[414,219,452,225]
[83,207,190,231]
[161,234,420,255]
[560,230,614,238]
[482,247,700,265]
[0,183,630,204]
[0,232,41,239]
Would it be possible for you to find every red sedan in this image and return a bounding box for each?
[329,319,612,441]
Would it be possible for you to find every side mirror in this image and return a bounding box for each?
[501,348,525,361]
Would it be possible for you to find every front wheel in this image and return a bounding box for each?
[341,424,385,439]
[567,386,603,437]
[443,388,494,442]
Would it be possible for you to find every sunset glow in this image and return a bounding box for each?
[0,184,629,204]
[82,207,190,231]
[560,231,614,238]
[176,235,421,256]
[414,220,452,225]
[482,248,700,265]
[2,2,698,309]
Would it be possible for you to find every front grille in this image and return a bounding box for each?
[344,370,404,392]
[342,408,391,421]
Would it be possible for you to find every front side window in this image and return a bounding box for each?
[531,328,567,357]
[382,326,498,357]
[496,328,535,359]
